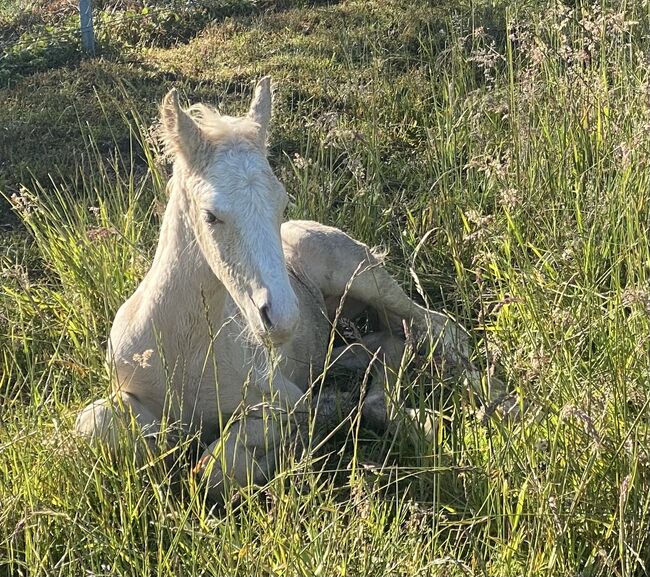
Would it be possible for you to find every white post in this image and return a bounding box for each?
[79,0,95,55]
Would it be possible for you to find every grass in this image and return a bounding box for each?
[2,0,650,574]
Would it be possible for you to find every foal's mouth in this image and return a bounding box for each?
[244,294,295,347]
[253,321,295,348]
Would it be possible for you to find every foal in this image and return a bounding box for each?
[76,78,495,499]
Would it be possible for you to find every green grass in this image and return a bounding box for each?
[2,0,650,575]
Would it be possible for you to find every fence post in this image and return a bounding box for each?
[79,0,95,55]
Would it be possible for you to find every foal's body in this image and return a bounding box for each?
[104,191,334,445]
[76,78,490,498]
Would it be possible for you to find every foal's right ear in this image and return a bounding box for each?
[160,88,202,162]
[248,76,272,144]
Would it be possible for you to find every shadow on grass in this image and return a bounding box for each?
[0,0,510,228]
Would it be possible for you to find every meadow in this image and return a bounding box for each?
[2,0,650,575]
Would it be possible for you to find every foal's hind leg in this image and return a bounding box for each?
[282,220,506,402]
[333,332,439,439]
[285,224,473,367]
[332,332,407,430]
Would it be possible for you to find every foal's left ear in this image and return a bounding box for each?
[248,76,272,143]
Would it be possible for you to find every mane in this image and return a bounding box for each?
[186,103,262,148]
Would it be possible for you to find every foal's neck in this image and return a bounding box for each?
[145,175,227,319]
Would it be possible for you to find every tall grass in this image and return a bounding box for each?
[2,1,650,575]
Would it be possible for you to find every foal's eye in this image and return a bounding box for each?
[203,211,222,225]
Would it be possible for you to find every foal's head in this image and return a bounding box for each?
[160,78,299,345]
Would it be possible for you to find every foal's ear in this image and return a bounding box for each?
[247,76,272,143]
[160,88,202,162]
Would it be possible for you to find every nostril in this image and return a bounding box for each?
[260,304,273,330]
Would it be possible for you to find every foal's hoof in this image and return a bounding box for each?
[361,394,439,445]
[193,441,276,504]
[404,407,438,444]
[192,454,230,504]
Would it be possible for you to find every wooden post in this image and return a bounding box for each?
[79,0,95,55]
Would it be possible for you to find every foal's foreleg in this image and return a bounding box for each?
[194,376,307,502]
[194,412,281,500]
[75,391,161,455]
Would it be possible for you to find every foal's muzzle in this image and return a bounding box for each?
[253,289,299,345]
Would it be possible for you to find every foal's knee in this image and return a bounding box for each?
[75,392,160,454]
